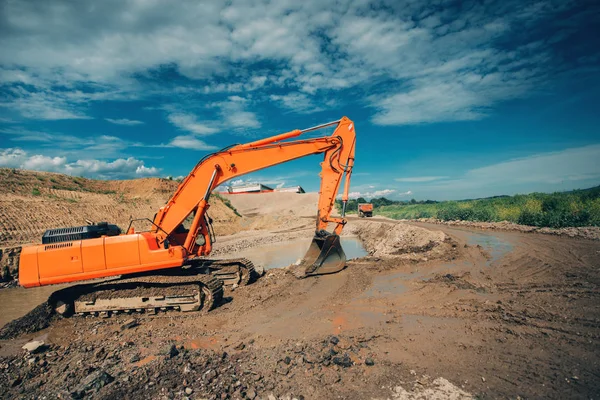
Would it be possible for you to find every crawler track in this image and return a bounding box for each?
[192,257,258,286]
[49,270,223,318]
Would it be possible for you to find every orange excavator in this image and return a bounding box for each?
[18,117,356,316]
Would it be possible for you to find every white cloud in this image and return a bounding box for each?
[269,93,324,114]
[395,176,448,182]
[414,144,600,199]
[211,96,260,130]
[105,118,144,126]
[345,188,397,199]
[167,113,219,135]
[168,135,217,151]
[464,145,600,185]
[0,87,92,120]
[0,0,590,126]
[0,148,161,179]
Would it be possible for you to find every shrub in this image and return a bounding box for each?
[31,187,41,196]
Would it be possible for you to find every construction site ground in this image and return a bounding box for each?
[0,181,599,399]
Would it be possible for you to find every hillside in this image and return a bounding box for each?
[0,168,240,248]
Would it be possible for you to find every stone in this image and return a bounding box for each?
[246,388,257,399]
[234,342,245,350]
[130,354,141,363]
[332,354,353,368]
[71,370,114,397]
[120,318,139,330]
[329,336,339,345]
[185,387,193,395]
[163,344,179,358]
[22,340,46,354]
[365,358,375,366]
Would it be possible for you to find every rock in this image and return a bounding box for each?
[71,370,114,397]
[329,336,339,345]
[283,356,291,365]
[204,369,218,382]
[268,395,277,400]
[38,359,48,367]
[365,358,374,366]
[254,265,265,276]
[332,354,353,368]
[120,318,139,330]
[130,354,141,363]
[481,377,486,382]
[246,388,257,399]
[10,376,22,387]
[22,340,47,354]
[163,344,179,358]
[185,387,193,395]
[234,342,245,350]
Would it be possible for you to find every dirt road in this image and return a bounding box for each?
[1,216,598,399]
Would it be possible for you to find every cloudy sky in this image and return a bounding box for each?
[0,0,599,200]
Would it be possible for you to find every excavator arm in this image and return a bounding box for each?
[153,117,356,276]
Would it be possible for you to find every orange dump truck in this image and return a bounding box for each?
[358,203,373,218]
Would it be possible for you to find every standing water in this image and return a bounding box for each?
[0,284,70,328]
[228,236,368,270]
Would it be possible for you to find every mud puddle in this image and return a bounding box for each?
[466,232,513,265]
[0,284,70,328]
[227,236,368,270]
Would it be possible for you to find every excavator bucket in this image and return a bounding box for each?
[294,234,347,278]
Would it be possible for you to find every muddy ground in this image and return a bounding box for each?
[0,213,599,399]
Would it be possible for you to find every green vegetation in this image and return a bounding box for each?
[213,193,242,217]
[336,186,600,228]
[31,187,41,196]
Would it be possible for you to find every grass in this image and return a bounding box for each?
[337,186,600,229]
[31,187,41,196]
[213,193,242,217]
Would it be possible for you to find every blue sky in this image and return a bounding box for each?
[0,0,599,200]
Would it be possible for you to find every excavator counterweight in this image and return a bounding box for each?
[18,117,357,317]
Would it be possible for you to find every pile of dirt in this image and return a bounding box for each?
[222,192,319,218]
[0,301,56,340]
[345,221,447,259]
[410,217,600,241]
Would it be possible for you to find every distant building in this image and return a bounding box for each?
[226,183,273,194]
[274,186,305,194]
[220,182,306,194]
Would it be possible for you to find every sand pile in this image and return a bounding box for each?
[345,221,446,257]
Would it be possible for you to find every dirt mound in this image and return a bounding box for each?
[223,192,319,218]
[411,217,600,241]
[345,221,447,258]
[0,301,55,340]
